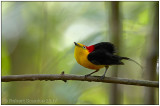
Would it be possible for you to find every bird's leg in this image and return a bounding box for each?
[100,66,109,80]
[85,69,99,77]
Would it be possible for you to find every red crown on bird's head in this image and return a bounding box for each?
[86,45,95,53]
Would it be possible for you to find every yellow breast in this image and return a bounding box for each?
[74,45,105,70]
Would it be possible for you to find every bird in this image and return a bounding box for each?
[74,42,142,79]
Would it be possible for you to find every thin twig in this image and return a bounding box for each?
[1,74,159,88]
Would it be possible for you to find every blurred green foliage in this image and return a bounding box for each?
[2,1,158,104]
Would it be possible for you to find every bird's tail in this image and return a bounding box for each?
[121,57,143,70]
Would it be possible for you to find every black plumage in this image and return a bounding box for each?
[88,42,124,65]
[94,42,116,54]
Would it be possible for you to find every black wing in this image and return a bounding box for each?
[94,42,116,54]
[88,49,123,65]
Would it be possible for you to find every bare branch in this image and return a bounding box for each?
[1,74,158,88]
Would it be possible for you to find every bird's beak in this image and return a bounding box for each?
[74,42,80,47]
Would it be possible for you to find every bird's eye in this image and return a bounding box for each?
[83,46,86,49]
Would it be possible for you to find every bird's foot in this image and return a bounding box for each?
[99,75,105,80]
[85,74,91,78]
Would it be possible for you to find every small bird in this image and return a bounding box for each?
[74,42,142,79]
